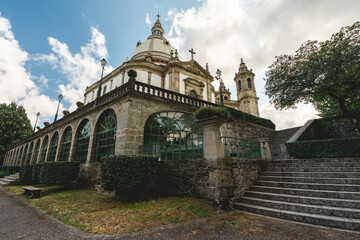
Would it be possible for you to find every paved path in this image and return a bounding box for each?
[1,189,360,240]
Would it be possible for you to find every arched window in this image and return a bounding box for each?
[95,110,117,162]
[59,127,72,161]
[21,145,28,166]
[238,80,242,90]
[144,111,203,160]
[17,147,23,166]
[49,132,59,161]
[224,96,228,100]
[40,136,49,162]
[247,78,252,89]
[32,140,41,164]
[25,142,34,165]
[75,119,91,163]
[189,90,197,98]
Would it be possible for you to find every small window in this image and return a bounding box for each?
[189,90,197,98]
[103,85,107,95]
[247,78,252,89]
[224,96,228,100]
[238,80,242,90]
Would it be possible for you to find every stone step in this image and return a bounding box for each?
[258,176,360,184]
[245,191,360,209]
[250,185,360,199]
[268,163,360,168]
[255,180,360,191]
[271,158,360,164]
[238,197,360,219]
[5,176,18,181]
[234,203,360,231]
[261,171,360,178]
[266,167,360,172]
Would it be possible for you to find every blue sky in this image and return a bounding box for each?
[0,0,359,130]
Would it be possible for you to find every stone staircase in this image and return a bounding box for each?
[234,158,360,232]
[0,173,20,187]
[269,127,300,159]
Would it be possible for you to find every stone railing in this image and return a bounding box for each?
[133,81,218,108]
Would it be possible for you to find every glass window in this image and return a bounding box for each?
[59,127,72,161]
[95,110,117,162]
[75,120,91,163]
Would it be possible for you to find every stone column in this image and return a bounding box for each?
[197,116,233,209]
[258,138,271,160]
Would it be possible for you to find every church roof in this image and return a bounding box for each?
[131,15,175,63]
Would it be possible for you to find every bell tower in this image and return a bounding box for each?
[234,58,259,117]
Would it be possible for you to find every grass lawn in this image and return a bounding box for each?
[3,185,216,234]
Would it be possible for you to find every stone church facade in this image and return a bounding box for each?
[3,17,260,169]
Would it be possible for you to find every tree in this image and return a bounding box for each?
[265,21,360,127]
[0,103,32,165]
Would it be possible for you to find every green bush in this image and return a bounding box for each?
[39,161,80,186]
[32,163,44,184]
[286,138,360,158]
[19,165,33,184]
[194,107,230,120]
[6,166,20,174]
[101,154,159,199]
[0,170,9,178]
[194,106,275,129]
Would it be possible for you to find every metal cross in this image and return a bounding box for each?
[156,13,160,21]
[189,48,196,60]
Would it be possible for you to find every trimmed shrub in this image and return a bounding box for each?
[19,165,33,184]
[286,138,360,158]
[39,161,80,186]
[7,166,20,174]
[101,154,159,199]
[194,106,275,129]
[194,106,230,120]
[0,170,9,178]
[32,163,44,184]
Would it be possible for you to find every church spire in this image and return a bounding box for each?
[150,13,165,38]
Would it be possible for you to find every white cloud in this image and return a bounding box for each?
[0,12,59,127]
[36,26,113,111]
[166,0,360,129]
[259,103,319,130]
[146,13,152,26]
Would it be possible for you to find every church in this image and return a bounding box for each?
[2,15,261,174]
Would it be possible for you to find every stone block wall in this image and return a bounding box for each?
[298,117,358,141]
[220,119,274,140]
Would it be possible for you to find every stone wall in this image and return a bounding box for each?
[159,157,267,209]
[298,117,358,141]
[220,119,274,140]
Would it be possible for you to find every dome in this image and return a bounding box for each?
[131,15,175,63]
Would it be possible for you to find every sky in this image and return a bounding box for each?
[0,0,359,130]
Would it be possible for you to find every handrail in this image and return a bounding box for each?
[221,136,266,160]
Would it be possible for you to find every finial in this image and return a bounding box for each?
[241,58,244,64]
[126,56,128,61]
[206,62,209,72]
[175,49,179,59]
[170,50,174,59]
[156,13,160,21]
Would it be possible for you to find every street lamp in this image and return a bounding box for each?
[54,94,63,122]
[215,69,224,106]
[33,112,40,133]
[97,58,107,98]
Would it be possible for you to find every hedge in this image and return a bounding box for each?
[6,166,20,174]
[194,106,275,129]
[286,138,360,158]
[0,170,8,178]
[101,154,159,199]
[39,161,80,185]
[19,165,33,184]
[32,163,44,184]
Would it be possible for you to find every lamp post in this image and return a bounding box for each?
[33,112,40,133]
[215,69,224,106]
[54,94,63,122]
[97,58,107,98]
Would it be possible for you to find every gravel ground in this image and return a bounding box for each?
[1,189,359,240]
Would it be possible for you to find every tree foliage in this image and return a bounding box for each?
[0,103,32,162]
[265,21,360,123]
